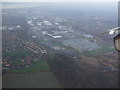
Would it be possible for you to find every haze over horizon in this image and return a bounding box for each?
[2,0,119,2]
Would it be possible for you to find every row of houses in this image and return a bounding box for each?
[2,29,47,70]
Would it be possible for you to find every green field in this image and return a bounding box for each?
[3,48,62,88]
[82,41,115,56]
[3,51,33,64]
[2,72,61,88]
[79,39,116,56]
[4,51,32,57]
[47,49,55,60]
[9,59,49,73]
[51,41,65,47]
[11,59,22,64]
[82,47,115,56]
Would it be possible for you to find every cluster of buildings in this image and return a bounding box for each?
[26,12,74,40]
[26,10,99,53]
[2,28,47,70]
[2,9,101,70]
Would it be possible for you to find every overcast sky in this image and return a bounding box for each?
[2,0,119,2]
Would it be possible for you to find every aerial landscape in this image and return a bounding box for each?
[2,2,118,88]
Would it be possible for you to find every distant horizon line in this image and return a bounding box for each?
[2,1,118,3]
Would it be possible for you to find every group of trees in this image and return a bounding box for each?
[47,53,118,88]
